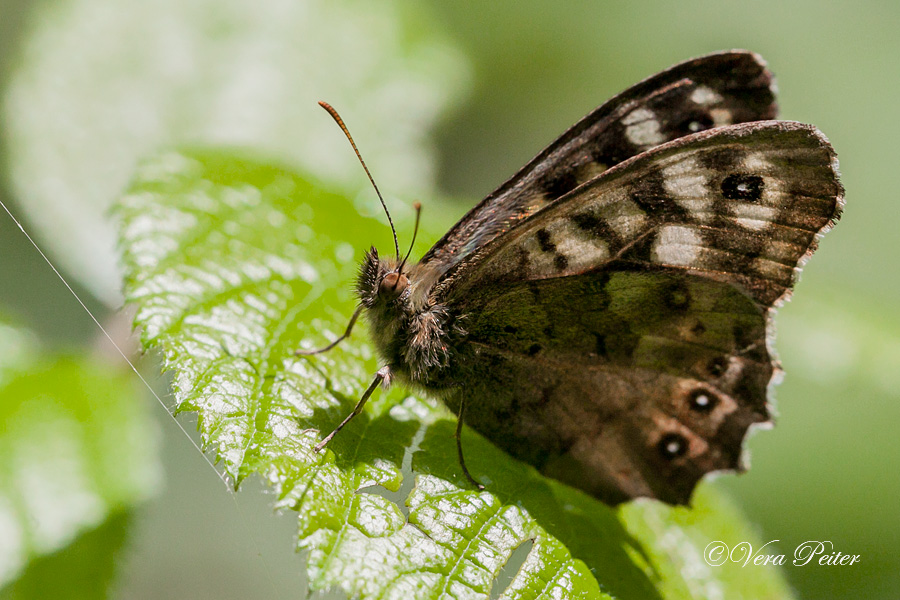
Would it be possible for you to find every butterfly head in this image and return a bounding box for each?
[380,270,409,301]
[356,247,409,308]
[356,196,423,310]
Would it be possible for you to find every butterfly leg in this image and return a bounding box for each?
[455,398,485,490]
[314,365,390,452]
[296,305,363,356]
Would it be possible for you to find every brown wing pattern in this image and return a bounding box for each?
[443,269,773,505]
[437,121,842,309]
[419,50,777,277]
[432,121,841,504]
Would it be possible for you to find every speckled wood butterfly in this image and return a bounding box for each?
[300,50,843,505]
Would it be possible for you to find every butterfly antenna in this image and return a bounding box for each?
[318,101,400,260]
[397,202,421,273]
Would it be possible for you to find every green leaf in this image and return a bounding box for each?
[2,0,468,304]
[0,320,160,593]
[1,512,133,600]
[114,149,796,599]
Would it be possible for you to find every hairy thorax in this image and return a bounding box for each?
[356,247,465,388]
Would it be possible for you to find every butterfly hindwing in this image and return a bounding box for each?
[437,120,842,308]
[419,50,777,276]
[441,268,773,504]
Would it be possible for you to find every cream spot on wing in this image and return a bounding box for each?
[623,107,665,146]
[690,85,723,106]
[660,156,699,177]
[558,238,610,272]
[609,200,649,238]
[710,107,733,126]
[662,158,714,221]
[522,217,609,277]
[760,177,785,205]
[752,256,791,281]
[735,217,769,231]
[520,235,558,274]
[588,188,649,239]
[662,161,707,198]
[521,220,611,277]
[740,152,772,173]
[622,106,652,125]
[730,201,777,230]
[550,220,609,272]
[652,225,702,266]
[719,356,743,384]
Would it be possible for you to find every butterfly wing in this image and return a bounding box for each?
[434,121,842,504]
[437,121,842,308]
[443,268,772,504]
[418,50,777,277]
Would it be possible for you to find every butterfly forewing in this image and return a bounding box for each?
[419,50,777,277]
[439,120,842,309]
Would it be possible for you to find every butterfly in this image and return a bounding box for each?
[300,50,843,505]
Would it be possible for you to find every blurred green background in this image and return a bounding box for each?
[0,0,897,598]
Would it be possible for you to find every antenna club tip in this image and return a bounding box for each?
[318,101,340,121]
[413,201,422,210]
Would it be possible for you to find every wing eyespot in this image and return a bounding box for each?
[721,173,764,201]
[688,388,719,413]
[679,113,715,135]
[658,433,688,459]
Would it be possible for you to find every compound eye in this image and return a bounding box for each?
[378,271,408,300]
